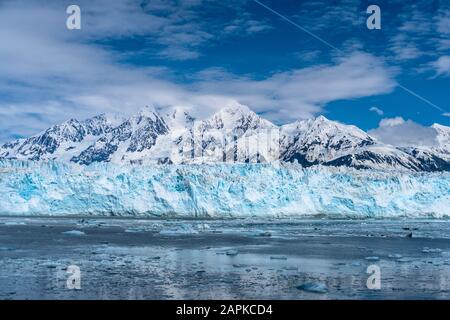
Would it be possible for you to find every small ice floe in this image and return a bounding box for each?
[195,223,210,231]
[42,262,58,269]
[159,224,199,235]
[388,254,403,259]
[125,227,147,233]
[4,221,26,226]
[283,266,298,271]
[255,231,272,237]
[232,264,247,268]
[396,257,413,263]
[351,262,362,267]
[226,250,239,256]
[296,282,328,294]
[270,255,287,260]
[62,230,85,236]
[421,247,442,254]
[365,256,380,261]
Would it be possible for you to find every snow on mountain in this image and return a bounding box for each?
[1,104,449,171]
[0,114,122,161]
[71,106,169,165]
[165,107,195,131]
[183,103,278,163]
[432,123,450,160]
[280,115,376,165]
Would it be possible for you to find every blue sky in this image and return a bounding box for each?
[0,0,449,144]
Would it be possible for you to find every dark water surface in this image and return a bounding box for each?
[0,217,449,299]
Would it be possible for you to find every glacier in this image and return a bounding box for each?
[0,160,449,218]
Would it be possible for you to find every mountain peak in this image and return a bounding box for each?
[166,107,195,130]
[315,115,330,122]
[137,105,160,119]
[206,103,274,131]
[219,102,252,115]
[432,123,450,131]
[1,105,449,171]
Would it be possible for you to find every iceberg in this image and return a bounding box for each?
[0,160,448,218]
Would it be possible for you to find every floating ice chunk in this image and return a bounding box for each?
[421,247,442,254]
[296,282,328,294]
[124,227,147,233]
[196,223,210,231]
[226,250,239,256]
[396,257,412,263]
[351,262,362,267]
[4,221,25,226]
[365,256,380,261]
[232,264,247,268]
[62,230,85,236]
[388,254,403,259]
[250,230,272,237]
[270,256,287,260]
[42,262,59,269]
[159,224,199,235]
[283,266,298,271]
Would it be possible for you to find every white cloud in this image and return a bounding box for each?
[0,0,398,142]
[388,34,425,61]
[369,117,438,147]
[431,56,450,77]
[369,107,384,116]
[378,117,405,127]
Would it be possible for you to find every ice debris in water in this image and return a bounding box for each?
[388,254,403,259]
[296,282,328,294]
[4,221,26,225]
[270,256,288,260]
[365,256,380,261]
[1,160,449,218]
[421,247,442,254]
[62,230,85,236]
[226,250,239,256]
[124,227,148,233]
[396,257,413,263]
[159,224,199,235]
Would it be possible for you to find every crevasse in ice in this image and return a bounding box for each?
[0,160,448,218]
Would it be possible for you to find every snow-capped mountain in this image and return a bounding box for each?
[71,106,169,165]
[432,123,450,160]
[0,114,123,161]
[279,115,377,166]
[1,104,449,171]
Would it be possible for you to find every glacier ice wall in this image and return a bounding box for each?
[0,160,449,218]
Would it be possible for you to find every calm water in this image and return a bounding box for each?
[0,217,449,299]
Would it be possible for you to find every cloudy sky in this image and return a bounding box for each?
[0,0,449,146]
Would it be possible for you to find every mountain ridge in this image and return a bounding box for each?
[1,104,449,171]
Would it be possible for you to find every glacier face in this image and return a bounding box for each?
[0,160,448,218]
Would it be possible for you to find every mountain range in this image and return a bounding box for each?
[1,104,449,171]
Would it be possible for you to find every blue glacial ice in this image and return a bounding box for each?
[0,160,449,218]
